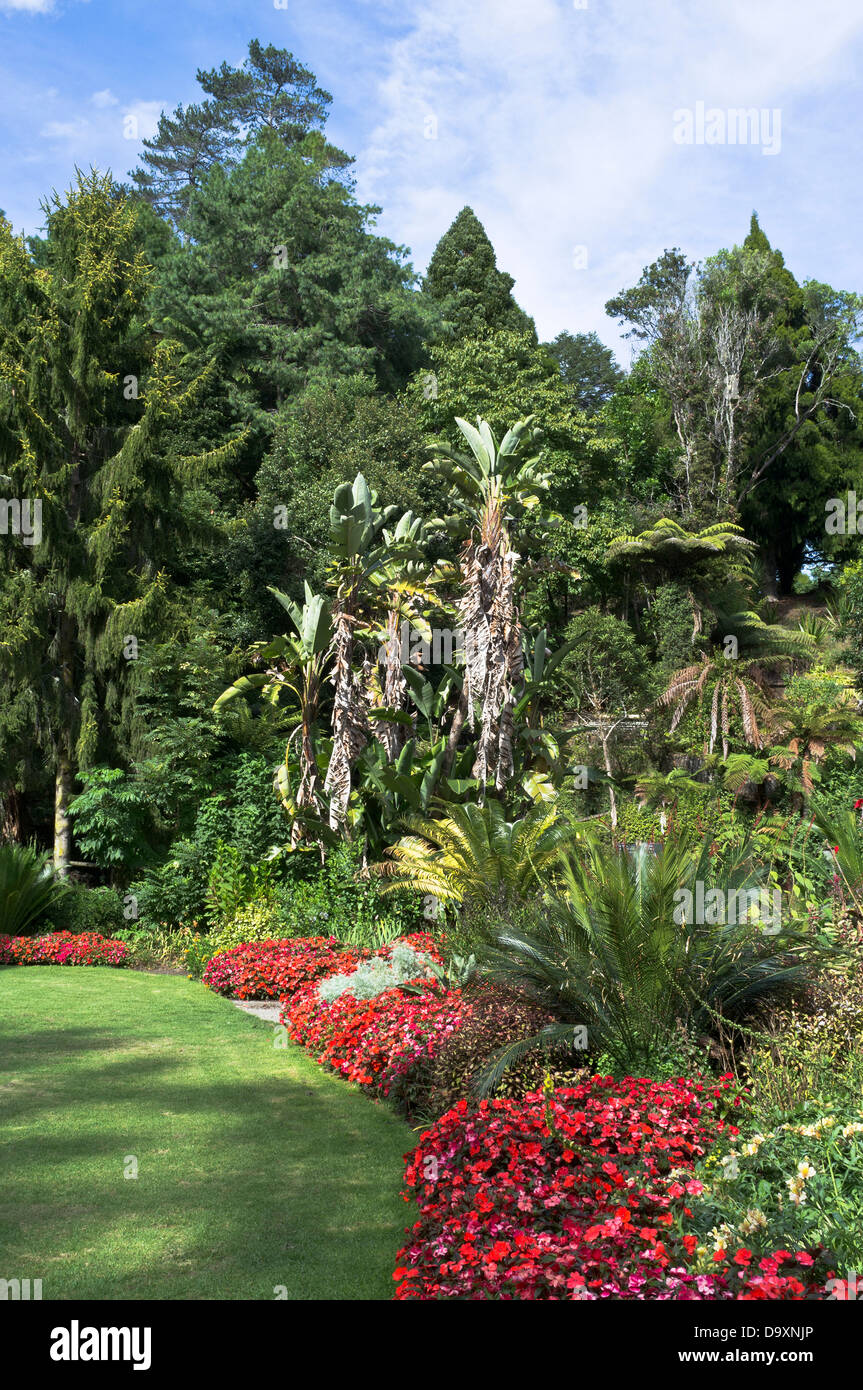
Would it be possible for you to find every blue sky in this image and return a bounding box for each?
[1,0,861,358]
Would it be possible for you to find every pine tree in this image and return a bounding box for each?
[150,127,430,434]
[130,40,344,234]
[423,207,536,341]
[0,173,233,872]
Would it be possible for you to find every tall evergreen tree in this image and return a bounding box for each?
[151,127,431,438]
[0,173,231,871]
[423,207,536,341]
[736,214,863,592]
[130,40,343,234]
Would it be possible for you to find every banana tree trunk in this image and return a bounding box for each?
[324,606,367,830]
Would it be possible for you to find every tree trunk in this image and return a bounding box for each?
[601,729,618,829]
[54,755,73,878]
[760,540,779,598]
[442,687,469,776]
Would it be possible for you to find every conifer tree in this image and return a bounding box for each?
[0,173,232,872]
[130,40,343,234]
[423,207,536,342]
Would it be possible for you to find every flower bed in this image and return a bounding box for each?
[284,977,465,1112]
[203,930,443,1003]
[393,1076,828,1300]
[203,936,371,1000]
[0,930,128,968]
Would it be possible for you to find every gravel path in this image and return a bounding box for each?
[231,999,283,1023]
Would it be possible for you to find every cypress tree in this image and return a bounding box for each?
[423,207,536,341]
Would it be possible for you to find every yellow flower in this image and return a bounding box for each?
[796,1157,816,1179]
[739,1208,768,1235]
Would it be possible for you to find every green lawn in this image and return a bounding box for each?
[0,967,413,1300]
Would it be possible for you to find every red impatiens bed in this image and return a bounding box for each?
[203,936,372,1000]
[203,931,442,1002]
[0,930,128,968]
[393,1076,826,1301]
[283,977,464,1112]
[202,932,830,1301]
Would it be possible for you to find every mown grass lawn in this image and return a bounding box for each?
[0,967,414,1300]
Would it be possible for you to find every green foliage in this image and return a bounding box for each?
[115,922,198,971]
[206,899,284,960]
[206,842,281,928]
[422,207,535,341]
[0,844,70,938]
[370,800,586,907]
[555,608,649,716]
[277,843,422,945]
[151,127,429,437]
[542,330,623,415]
[838,560,863,690]
[126,755,288,930]
[473,834,814,1078]
[68,769,156,877]
[50,883,126,938]
[131,40,337,231]
[685,1093,863,1275]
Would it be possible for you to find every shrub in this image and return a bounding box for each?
[277,842,423,944]
[67,768,155,877]
[207,898,283,958]
[425,985,578,1116]
[0,844,70,938]
[50,884,126,938]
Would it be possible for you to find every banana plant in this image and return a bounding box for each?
[324,475,399,829]
[215,582,331,846]
[364,511,445,764]
[424,416,555,796]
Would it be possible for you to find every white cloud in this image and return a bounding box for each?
[121,101,161,141]
[0,0,55,11]
[40,117,88,138]
[90,88,118,109]
[357,0,863,344]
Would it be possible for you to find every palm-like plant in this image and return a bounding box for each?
[658,611,813,759]
[324,475,399,828]
[609,518,756,639]
[366,511,444,764]
[475,834,810,1080]
[368,799,585,906]
[767,686,862,797]
[216,583,332,846]
[0,843,70,937]
[425,416,554,795]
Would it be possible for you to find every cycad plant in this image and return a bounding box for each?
[474,833,811,1081]
[368,799,585,907]
[0,843,70,938]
